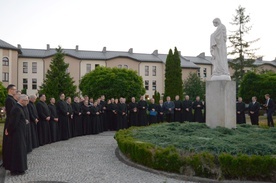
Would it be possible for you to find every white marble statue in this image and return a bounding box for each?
[210,18,231,81]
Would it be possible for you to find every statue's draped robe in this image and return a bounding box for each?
[210,23,229,76]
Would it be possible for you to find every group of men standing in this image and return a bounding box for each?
[1,85,109,175]
[236,94,275,127]
[142,95,205,125]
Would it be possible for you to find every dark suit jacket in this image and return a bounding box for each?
[248,102,260,116]
[266,98,275,112]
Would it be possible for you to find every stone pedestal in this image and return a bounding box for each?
[206,80,236,129]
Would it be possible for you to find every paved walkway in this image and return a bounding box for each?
[4,131,192,183]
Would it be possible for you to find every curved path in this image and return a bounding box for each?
[4,131,191,183]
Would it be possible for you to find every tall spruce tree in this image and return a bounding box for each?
[164,47,183,99]
[39,46,77,101]
[228,5,259,88]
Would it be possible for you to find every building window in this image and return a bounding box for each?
[23,62,28,73]
[145,80,149,90]
[32,62,37,73]
[197,68,200,77]
[203,68,207,78]
[32,78,37,90]
[152,66,156,76]
[124,65,128,69]
[145,66,149,76]
[2,72,9,82]
[86,64,91,73]
[118,64,122,68]
[2,57,9,66]
[23,78,28,89]
[95,64,99,68]
[152,80,156,91]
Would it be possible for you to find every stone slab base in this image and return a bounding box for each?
[206,80,236,129]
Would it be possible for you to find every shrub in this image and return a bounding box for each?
[115,123,276,181]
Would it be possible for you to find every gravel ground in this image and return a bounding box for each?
[4,131,192,183]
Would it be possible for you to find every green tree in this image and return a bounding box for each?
[79,66,145,100]
[153,91,161,104]
[228,5,259,88]
[183,72,205,101]
[0,82,7,106]
[164,47,183,99]
[239,71,276,103]
[39,46,77,101]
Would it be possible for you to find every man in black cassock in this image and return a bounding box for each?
[36,94,51,145]
[72,96,82,136]
[182,95,193,122]
[97,98,104,133]
[6,94,29,175]
[23,102,32,154]
[108,98,118,130]
[48,97,59,142]
[27,95,39,149]
[91,101,100,134]
[57,93,70,140]
[174,95,182,122]
[117,98,128,130]
[148,98,158,124]
[128,97,138,126]
[66,97,73,138]
[192,96,204,123]
[264,94,275,127]
[138,96,148,126]
[2,84,17,169]
[248,96,260,125]
[157,99,165,123]
[236,97,246,124]
[100,95,108,131]
[82,100,92,135]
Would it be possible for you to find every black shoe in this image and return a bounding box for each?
[11,171,25,176]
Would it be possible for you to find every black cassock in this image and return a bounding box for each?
[182,100,193,122]
[248,102,260,125]
[36,101,51,145]
[128,102,138,126]
[57,100,69,140]
[27,101,39,148]
[156,104,165,123]
[108,102,117,131]
[82,105,92,135]
[137,100,148,126]
[23,106,32,153]
[148,103,158,124]
[117,103,128,130]
[97,104,104,132]
[2,95,16,169]
[72,102,82,136]
[48,104,59,142]
[67,103,73,138]
[192,100,204,123]
[236,102,246,124]
[174,100,182,122]
[100,100,108,131]
[91,105,100,134]
[6,103,28,173]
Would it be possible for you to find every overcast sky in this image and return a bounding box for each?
[1,0,275,60]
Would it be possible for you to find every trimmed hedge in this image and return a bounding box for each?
[115,123,276,181]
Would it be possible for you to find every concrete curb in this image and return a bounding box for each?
[115,147,272,183]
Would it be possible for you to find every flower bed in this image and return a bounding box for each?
[115,122,276,181]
